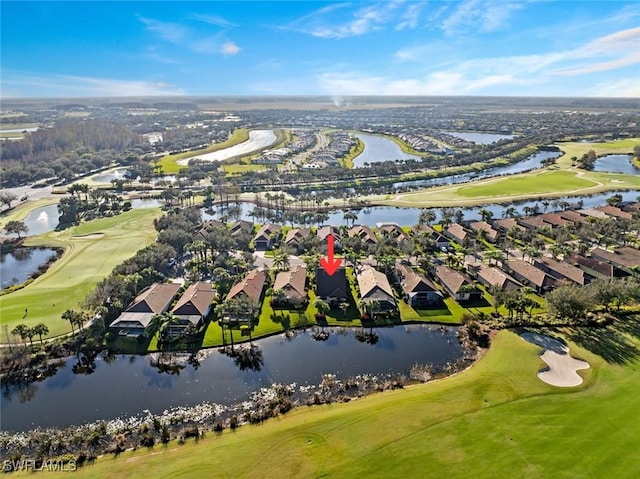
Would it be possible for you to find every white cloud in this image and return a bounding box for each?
[319,25,640,97]
[139,15,240,56]
[441,0,524,35]
[589,79,640,98]
[1,72,185,97]
[222,42,240,55]
[395,3,422,30]
[285,1,421,39]
[190,13,236,28]
[138,17,189,43]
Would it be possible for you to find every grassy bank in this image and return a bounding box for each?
[32,321,640,478]
[377,168,640,208]
[157,128,250,174]
[0,208,160,338]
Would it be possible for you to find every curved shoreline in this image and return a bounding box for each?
[177,129,277,164]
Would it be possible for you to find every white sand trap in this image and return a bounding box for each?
[521,332,590,387]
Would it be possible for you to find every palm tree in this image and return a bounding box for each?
[484,249,505,266]
[419,209,436,226]
[32,323,49,344]
[478,208,493,223]
[314,298,330,318]
[343,211,358,227]
[62,309,78,333]
[11,324,29,346]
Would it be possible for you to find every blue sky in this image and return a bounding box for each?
[1,1,639,98]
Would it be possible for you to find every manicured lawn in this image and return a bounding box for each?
[0,208,161,338]
[37,319,640,479]
[222,163,267,175]
[456,170,596,198]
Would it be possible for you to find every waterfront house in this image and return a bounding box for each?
[272,265,307,307]
[316,267,349,307]
[109,283,181,336]
[433,265,482,302]
[395,264,443,307]
[356,265,397,312]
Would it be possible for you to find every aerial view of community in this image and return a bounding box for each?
[0,1,639,477]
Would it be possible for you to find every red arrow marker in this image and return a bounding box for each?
[320,234,342,276]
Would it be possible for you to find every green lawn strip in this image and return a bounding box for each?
[0,122,39,130]
[222,163,267,175]
[0,209,161,337]
[40,328,640,479]
[554,138,640,168]
[456,170,596,198]
[157,128,250,173]
[339,137,365,169]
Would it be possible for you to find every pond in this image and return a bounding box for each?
[19,204,60,237]
[92,168,176,184]
[0,325,464,431]
[0,247,58,289]
[443,131,515,144]
[204,189,638,227]
[92,168,129,183]
[593,154,639,175]
[353,133,422,167]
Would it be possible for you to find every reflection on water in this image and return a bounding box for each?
[0,247,58,288]
[0,325,463,431]
[204,190,639,227]
[353,133,422,167]
[593,155,639,175]
[19,204,60,236]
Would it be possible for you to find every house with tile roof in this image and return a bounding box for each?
[273,265,307,307]
[356,265,397,312]
[109,283,181,335]
[395,264,442,307]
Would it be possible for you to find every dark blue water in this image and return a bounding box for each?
[593,154,638,175]
[0,247,57,289]
[353,134,422,167]
[204,190,639,227]
[392,150,561,189]
[0,325,463,431]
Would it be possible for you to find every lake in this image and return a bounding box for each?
[19,204,60,237]
[443,131,515,144]
[593,154,639,175]
[392,150,561,189]
[205,186,638,227]
[0,247,58,289]
[179,130,277,164]
[0,325,464,431]
[353,134,422,167]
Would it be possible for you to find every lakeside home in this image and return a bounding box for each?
[356,264,397,312]
[395,264,443,307]
[273,265,307,307]
[109,283,181,336]
[170,282,217,330]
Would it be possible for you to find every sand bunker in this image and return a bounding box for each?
[521,332,590,387]
[72,233,105,239]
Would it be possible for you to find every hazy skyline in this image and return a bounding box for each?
[1,1,639,98]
